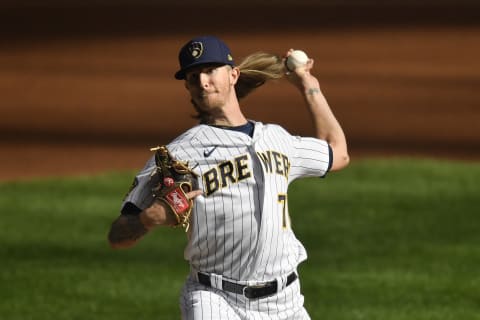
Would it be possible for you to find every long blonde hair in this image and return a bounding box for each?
[235,52,285,99]
[191,52,285,122]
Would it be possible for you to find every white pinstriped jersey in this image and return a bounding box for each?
[123,121,331,283]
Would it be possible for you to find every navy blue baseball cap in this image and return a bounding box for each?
[174,35,235,80]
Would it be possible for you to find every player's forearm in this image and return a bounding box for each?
[301,80,350,171]
[303,86,345,144]
[108,202,177,249]
[140,201,178,228]
[108,214,148,249]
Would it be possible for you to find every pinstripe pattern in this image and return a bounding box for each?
[123,121,329,319]
[122,157,156,210]
[180,275,310,320]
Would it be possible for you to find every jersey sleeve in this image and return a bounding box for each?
[121,155,157,211]
[289,136,332,180]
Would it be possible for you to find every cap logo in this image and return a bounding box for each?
[227,54,233,61]
[188,41,204,59]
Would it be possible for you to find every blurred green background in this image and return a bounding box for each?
[1,159,479,319]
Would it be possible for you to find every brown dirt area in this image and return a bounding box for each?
[1,5,479,181]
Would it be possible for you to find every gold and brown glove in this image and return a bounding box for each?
[149,145,197,231]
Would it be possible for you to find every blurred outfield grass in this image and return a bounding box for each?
[1,158,479,320]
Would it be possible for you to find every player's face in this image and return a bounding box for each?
[184,64,239,112]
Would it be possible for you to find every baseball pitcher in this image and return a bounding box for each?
[108,35,349,319]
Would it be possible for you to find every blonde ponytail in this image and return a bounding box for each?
[235,52,285,99]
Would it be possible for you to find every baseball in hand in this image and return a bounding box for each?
[286,50,309,71]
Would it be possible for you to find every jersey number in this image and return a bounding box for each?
[278,194,291,230]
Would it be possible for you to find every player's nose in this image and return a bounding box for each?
[199,73,210,88]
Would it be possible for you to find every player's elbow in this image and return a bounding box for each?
[108,233,124,249]
[330,146,350,171]
[332,153,350,171]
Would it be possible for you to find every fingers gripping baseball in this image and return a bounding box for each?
[284,49,317,91]
[284,49,313,74]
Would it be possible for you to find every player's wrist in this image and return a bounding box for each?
[138,210,156,230]
[140,201,176,229]
[305,87,322,96]
[300,75,320,90]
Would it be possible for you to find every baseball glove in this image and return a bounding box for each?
[149,145,197,231]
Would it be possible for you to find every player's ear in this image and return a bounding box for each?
[230,66,240,85]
